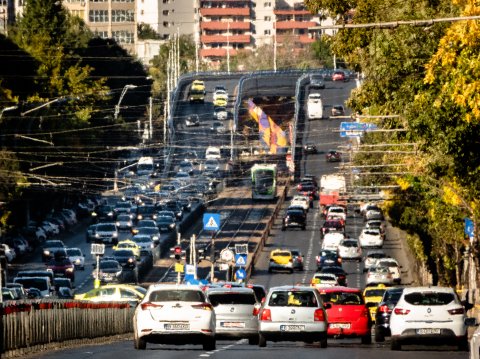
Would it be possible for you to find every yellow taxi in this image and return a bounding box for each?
[363,284,389,322]
[268,249,293,273]
[74,284,146,304]
[113,239,141,259]
[191,80,205,92]
[213,94,228,107]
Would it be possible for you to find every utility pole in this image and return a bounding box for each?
[210,232,215,283]
[273,32,277,72]
[177,232,181,285]
[227,21,230,74]
[192,234,197,280]
[148,97,153,140]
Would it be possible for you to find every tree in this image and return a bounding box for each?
[138,23,160,40]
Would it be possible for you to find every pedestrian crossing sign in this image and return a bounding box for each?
[203,213,220,231]
[235,254,247,267]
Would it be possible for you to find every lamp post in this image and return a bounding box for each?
[0,106,18,120]
[114,84,137,120]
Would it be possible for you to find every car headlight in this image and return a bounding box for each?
[152,235,159,241]
[137,215,143,220]
[91,212,97,217]
[66,267,74,272]
[75,259,81,264]
[150,243,154,249]
[108,212,113,217]
[113,232,118,238]
[44,250,50,255]
[128,258,133,263]
[169,224,175,228]
[116,222,120,226]
[95,233,100,238]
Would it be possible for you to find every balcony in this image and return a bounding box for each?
[200,48,238,58]
[201,21,250,31]
[200,7,250,16]
[275,21,317,30]
[274,9,311,15]
[276,34,316,44]
[201,34,251,44]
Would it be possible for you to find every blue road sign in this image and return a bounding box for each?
[340,122,378,138]
[235,268,247,281]
[235,253,248,267]
[465,218,474,238]
[203,213,221,231]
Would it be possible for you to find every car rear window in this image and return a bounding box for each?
[404,292,455,306]
[268,290,318,307]
[320,291,363,305]
[273,251,291,257]
[364,289,386,297]
[149,290,205,303]
[208,293,256,306]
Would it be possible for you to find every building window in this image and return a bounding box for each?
[264,29,271,35]
[163,21,169,27]
[112,30,134,44]
[264,2,271,7]
[140,10,144,15]
[89,10,108,22]
[112,9,134,22]
[264,16,271,21]
[162,10,168,15]
[94,30,108,38]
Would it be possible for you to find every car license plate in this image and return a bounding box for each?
[416,328,441,335]
[164,323,189,330]
[280,325,305,332]
[329,323,351,329]
[221,322,245,328]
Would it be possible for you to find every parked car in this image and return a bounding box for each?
[206,287,260,344]
[133,284,216,350]
[389,286,472,351]
[258,285,329,348]
[317,286,372,344]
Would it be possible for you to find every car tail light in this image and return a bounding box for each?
[297,256,303,263]
[394,308,410,315]
[297,184,302,191]
[141,302,163,310]
[253,306,260,316]
[315,256,320,264]
[260,308,271,321]
[289,258,293,263]
[361,307,370,318]
[378,305,391,314]
[448,307,465,315]
[314,308,326,321]
[191,303,213,311]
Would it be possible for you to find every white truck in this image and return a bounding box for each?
[320,174,347,194]
[307,93,323,120]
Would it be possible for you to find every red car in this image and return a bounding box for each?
[317,286,372,344]
[297,183,318,200]
[321,219,345,237]
[46,255,75,282]
[326,150,342,162]
[332,71,346,82]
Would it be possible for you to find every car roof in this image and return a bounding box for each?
[268,285,317,292]
[316,286,360,293]
[206,287,255,295]
[401,286,455,294]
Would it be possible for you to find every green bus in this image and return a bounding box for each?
[251,164,277,200]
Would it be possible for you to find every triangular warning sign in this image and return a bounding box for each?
[207,216,218,228]
[236,256,246,265]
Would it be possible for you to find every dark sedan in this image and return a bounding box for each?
[303,142,318,154]
[374,287,404,342]
[112,249,137,270]
[316,250,342,270]
[326,150,342,162]
[318,265,348,286]
[156,215,177,233]
[281,209,307,231]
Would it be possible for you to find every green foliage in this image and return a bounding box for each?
[138,23,160,40]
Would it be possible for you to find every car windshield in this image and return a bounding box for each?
[273,251,291,257]
[365,289,386,297]
[320,291,363,305]
[117,215,131,221]
[133,236,151,243]
[208,293,256,306]
[66,249,81,256]
[149,290,205,302]
[14,278,48,291]
[45,241,64,248]
[115,202,131,209]
[268,290,318,307]
[157,216,174,223]
[100,261,120,270]
[97,224,116,231]
[404,291,455,306]
[138,227,156,234]
[341,241,357,247]
[138,220,155,227]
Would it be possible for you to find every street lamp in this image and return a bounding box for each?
[0,106,18,120]
[114,84,137,120]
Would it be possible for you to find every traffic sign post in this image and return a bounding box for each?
[91,243,105,289]
[203,213,221,283]
[234,268,247,283]
[235,253,247,267]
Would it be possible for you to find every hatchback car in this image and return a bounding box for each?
[374,287,404,342]
[366,266,394,286]
[206,287,260,344]
[268,249,294,273]
[337,238,362,261]
[258,285,329,348]
[282,209,307,232]
[317,286,372,344]
[331,105,345,116]
[326,150,342,162]
[332,71,346,82]
[389,286,470,351]
[359,228,383,248]
[133,284,216,350]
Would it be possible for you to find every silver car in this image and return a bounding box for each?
[206,287,260,345]
[258,285,329,348]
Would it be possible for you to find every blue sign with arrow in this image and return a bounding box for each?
[339,122,378,138]
[234,268,247,282]
[203,213,220,231]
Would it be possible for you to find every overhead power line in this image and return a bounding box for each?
[310,15,480,30]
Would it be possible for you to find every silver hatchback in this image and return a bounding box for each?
[206,287,260,345]
[258,285,329,348]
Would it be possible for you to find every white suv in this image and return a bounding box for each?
[258,285,329,348]
[134,284,216,350]
[389,286,470,351]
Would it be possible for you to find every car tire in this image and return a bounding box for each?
[248,336,259,345]
[302,226,306,231]
[289,268,294,274]
[361,334,372,344]
[203,338,216,351]
[458,335,469,351]
[374,327,385,342]
[258,333,267,347]
[281,226,286,231]
[268,268,272,273]
[319,336,328,348]
[134,336,146,350]
[390,338,401,350]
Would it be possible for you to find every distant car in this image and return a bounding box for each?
[258,285,329,348]
[91,204,114,223]
[303,142,318,154]
[54,277,74,292]
[282,208,306,231]
[213,93,228,107]
[376,257,401,283]
[116,214,133,231]
[321,232,345,251]
[213,106,228,121]
[42,240,66,262]
[317,286,372,344]
[310,272,338,287]
[374,287,404,342]
[321,220,345,238]
[75,284,147,304]
[318,266,347,286]
[66,247,85,270]
[268,249,294,273]
[315,250,342,270]
[331,105,345,116]
[332,71,346,82]
[366,266,394,286]
[46,254,75,282]
[206,287,260,345]
[326,150,342,162]
[113,239,141,259]
[337,238,362,261]
[178,160,195,175]
[92,259,123,284]
[359,228,383,248]
[156,215,177,233]
[210,121,227,134]
[290,195,311,211]
[113,201,134,216]
[204,158,220,173]
[290,249,304,271]
[297,183,318,201]
[310,74,326,89]
[133,284,216,350]
[389,286,471,351]
[112,249,138,271]
[131,234,154,257]
[136,226,160,246]
[93,223,119,245]
[185,114,200,127]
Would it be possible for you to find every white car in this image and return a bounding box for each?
[115,214,133,231]
[363,250,389,272]
[213,106,228,121]
[366,266,394,286]
[359,228,383,248]
[204,159,220,172]
[258,285,329,348]
[213,89,228,101]
[131,234,154,256]
[390,286,470,351]
[310,273,338,288]
[205,146,221,160]
[337,238,362,261]
[1,244,16,263]
[365,220,386,238]
[66,247,85,270]
[376,257,401,283]
[133,284,216,350]
[326,206,346,221]
[321,232,345,251]
[290,195,311,211]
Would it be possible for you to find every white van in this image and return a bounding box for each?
[205,146,221,160]
[14,276,53,298]
[137,156,155,176]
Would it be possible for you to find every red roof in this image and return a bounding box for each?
[200,8,250,16]
[201,21,251,31]
[275,21,317,30]
[201,34,251,44]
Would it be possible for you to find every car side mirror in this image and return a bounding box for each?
[323,302,332,309]
[465,317,478,327]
